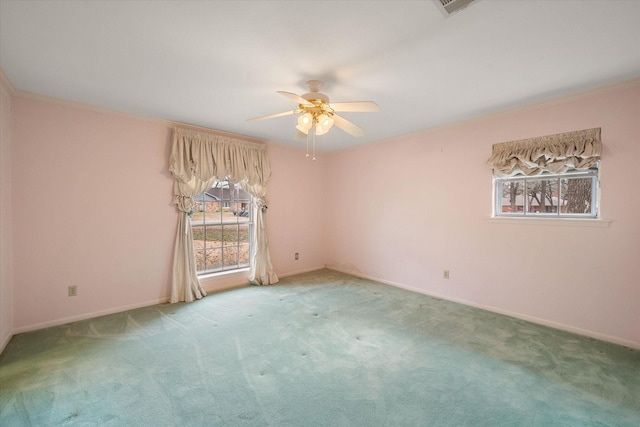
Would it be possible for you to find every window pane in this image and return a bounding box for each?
[192,226,206,251]
[221,208,235,222]
[223,246,239,268]
[235,196,251,222]
[191,194,206,225]
[238,244,250,265]
[239,224,250,245]
[525,178,558,214]
[192,226,220,249]
[205,248,223,271]
[206,201,222,223]
[501,180,524,213]
[222,225,239,246]
[236,211,251,223]
[204,226,221,249]
[561,177,593,214]
[221,245,250,269]
[194,249,206,271]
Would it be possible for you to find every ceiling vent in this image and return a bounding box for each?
[438,0,477,15]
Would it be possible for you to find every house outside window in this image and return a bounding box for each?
[191,179,252,274]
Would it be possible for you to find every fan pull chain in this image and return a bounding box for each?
[312,125,316,161]
[305,131,310,158]
[304,118,317,160]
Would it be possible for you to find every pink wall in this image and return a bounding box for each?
[0,74,14,350]
[325,81,640,348]
[266,143,326,275]
[3,78,639,350]
[11,96,176,330]
[8,94,325,334]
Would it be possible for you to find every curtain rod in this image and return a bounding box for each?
[170,121,268,145]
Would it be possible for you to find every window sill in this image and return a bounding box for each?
[486,217,611,228]
[197,268,250,280]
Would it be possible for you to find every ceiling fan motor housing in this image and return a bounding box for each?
[301,92,329,103]
[301,79,330,103]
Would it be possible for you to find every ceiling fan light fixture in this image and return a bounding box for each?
[315,126,329,136]
[315,113,334,135]
[297,113,313,132]
[318,113,333,129]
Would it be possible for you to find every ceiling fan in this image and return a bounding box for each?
[248,80,379,158]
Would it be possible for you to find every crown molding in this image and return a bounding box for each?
[332,76,640,156]
[0,68,16,94]
[4,69,637,152]
[4,79,268,145]
[422,76,640,135]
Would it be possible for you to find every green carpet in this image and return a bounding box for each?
[1,269,639,426]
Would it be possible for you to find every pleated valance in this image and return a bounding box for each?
[486,127,601,177]
[169,127,271,188]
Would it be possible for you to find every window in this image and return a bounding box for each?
[494,169,598,218]
[486,128,601,219]
[191,179,252,275]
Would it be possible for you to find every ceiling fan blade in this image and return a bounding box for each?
[333,114,365,137]
[277,91,313,106]
[247,110,297,121]
[330,101,379,112]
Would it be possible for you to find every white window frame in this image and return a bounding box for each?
[191,180,253,276]
[493,169,599,219]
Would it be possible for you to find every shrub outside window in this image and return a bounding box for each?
[191,179,252,274]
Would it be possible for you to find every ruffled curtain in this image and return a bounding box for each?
[240,181,279,286]
[169,127,278,303]
[486,128,601,177]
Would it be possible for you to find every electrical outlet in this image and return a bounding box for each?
[443,270,450,279]
[294,252,299,261]
[68,285,78,297]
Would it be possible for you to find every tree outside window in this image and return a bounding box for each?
[497,170,597,217]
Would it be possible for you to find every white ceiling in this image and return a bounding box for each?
[1,1,639,152]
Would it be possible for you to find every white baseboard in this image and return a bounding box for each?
[0,330,12,355]
[277,265,327,279]
[201,265,327,293]
[11,296,170,336]
[326,266,640,350]
[9,265,634,352]
[5,266,327,344]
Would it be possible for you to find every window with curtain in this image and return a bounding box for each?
[487,128,601,218]
[169,127,278,304]
[192,178,253,274]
